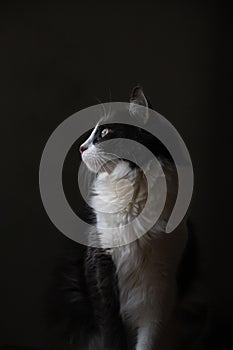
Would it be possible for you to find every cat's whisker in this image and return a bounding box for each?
[97,147,119,162]
[98,151,119,158]
[93,156,100,170]
[106,98,112,120]
[96,157,108,173]
[98,151,120,161]
[97,154,118,173]
[98,153,118,162]
[94,96,107,120]
[98,155,119,167]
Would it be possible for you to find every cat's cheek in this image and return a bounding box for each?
[82,155,99,173]
[81,153,91,170]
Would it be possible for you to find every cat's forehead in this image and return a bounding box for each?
[97,107,131,126]
[84,105,147,145]
[91,113,115,132]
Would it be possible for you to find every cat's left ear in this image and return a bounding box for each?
[129,86,152,124]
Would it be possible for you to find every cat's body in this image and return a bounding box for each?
[54,87,207,350]
[89,157,188,350]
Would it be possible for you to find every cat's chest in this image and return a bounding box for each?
[109,233,186,322]
[110,241,169,320]
[91,161,147,247]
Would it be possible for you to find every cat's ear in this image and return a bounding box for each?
[129,85,152,124]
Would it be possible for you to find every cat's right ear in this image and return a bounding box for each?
[129,85,152,124]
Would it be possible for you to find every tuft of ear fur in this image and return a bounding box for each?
[129,85,152,124]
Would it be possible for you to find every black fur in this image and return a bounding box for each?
[176,220,199,299]
[50,245,127,350]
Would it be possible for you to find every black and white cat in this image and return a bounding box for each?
[55,87,206,350]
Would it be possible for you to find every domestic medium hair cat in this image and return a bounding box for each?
[53,87,207,350]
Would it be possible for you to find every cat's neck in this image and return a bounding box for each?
[91,161,147,248]
[91,159,175,249]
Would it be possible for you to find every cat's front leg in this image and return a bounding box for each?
[136,321,163,350]
[135,284,176,350]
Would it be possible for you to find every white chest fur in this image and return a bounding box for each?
[91,161,147,247]
[91,160,172,246]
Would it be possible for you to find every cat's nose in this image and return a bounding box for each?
[79,145,87,154]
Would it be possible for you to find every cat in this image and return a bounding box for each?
[53,86,207,350]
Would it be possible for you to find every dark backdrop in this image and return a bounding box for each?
[0,1,232,349]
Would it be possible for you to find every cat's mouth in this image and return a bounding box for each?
[81,148,119,174]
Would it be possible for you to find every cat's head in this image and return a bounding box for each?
[79,86,170,173]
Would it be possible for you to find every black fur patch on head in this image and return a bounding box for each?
[92,122,174,163]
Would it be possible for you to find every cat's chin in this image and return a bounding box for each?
[82,161,100,173]
[82,158,119,175]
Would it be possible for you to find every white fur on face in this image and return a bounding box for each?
[82,144,103,173]
[80,123,103,173]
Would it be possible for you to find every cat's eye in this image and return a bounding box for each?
[101,128,109,138]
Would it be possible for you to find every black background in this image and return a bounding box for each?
[0,1,232,349]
